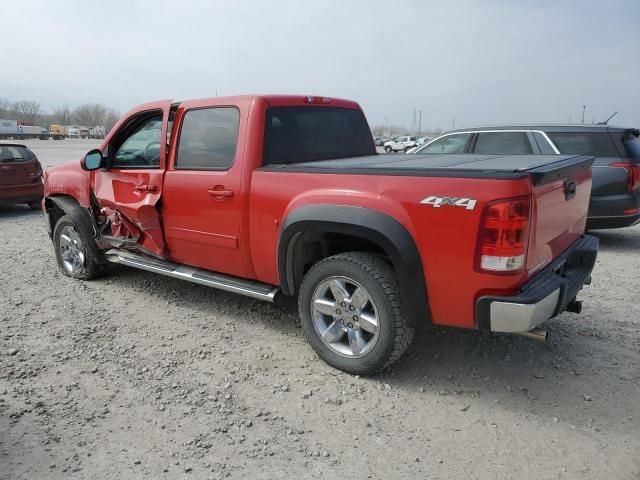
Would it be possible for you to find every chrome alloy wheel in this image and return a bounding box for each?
[58,225,86,274]
[311,276,380,358]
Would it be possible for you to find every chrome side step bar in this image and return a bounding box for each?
[105,249,279,302]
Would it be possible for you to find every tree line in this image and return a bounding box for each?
[0,98,120,129]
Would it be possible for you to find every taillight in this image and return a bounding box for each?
[475,196,531,274]
[609,162,640,192]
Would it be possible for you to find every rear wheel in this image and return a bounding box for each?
[53,214,107,280]
[384,146,392,153]
[298,252,414,375]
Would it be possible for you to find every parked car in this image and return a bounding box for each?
[0,143,44,209]
[411,125,640,229]
[43,95,597,375]
[374,136,392,146]
[384,135,417,152]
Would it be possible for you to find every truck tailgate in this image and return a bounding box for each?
[524,155,594,274]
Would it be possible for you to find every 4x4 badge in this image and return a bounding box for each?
[421,196,477,210]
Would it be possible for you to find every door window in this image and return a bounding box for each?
[112,115,163,168]
[474,132,533,154]
[175,107,240,170]
[419,133,470,154]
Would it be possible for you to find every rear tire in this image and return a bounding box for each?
[53,214,107,280]
[384,146,392,153]
[298,252,414,375]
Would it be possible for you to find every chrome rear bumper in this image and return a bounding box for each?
[476,235,598,333]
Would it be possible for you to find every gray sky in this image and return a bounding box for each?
[2,0,639,130]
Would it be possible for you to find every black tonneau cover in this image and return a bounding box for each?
[259,154,595,186]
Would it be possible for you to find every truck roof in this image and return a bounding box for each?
[446,124,637,133]
[169,94,361,110]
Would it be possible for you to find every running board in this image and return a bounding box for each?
[105,249,279,302]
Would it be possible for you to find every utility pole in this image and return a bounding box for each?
[418,110,422,136]
[384,117,388,133]
[452,117,455,130]
[581,105,586,124]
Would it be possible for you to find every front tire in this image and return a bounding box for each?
[298,252,414,375]
[53,214,106,280]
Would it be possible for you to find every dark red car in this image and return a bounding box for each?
[0,143,44,209]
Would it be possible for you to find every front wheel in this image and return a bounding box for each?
[53,214,107,280]
[298,252,414,375]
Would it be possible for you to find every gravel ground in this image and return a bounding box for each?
[1,140,639,479]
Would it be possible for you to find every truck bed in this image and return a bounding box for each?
[260,153,594,185]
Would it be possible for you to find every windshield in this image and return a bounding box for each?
[0,145,34,162]
[263,107,375,165]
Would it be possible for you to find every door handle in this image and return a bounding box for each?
[134,184,157,192]
[207,187,234,198]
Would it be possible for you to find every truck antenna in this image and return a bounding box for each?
[598,111,618,125]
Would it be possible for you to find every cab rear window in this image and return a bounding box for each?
[546,132,620,157]
[0,145,34,162]
[263,107,375,165]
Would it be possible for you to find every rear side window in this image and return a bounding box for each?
[176,108,240,170]
[0,145,34,162]
[473,132,533,154]
[263,107,375,165]
[546,132,620,157]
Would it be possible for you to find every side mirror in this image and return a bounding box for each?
[82,149,104,171]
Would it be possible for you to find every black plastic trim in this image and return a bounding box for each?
[476,235,599,331]
[46,195,97,236]
[278,205,431,325]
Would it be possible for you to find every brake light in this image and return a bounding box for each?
[303,96,331,104]
[609,162,640,192]
[475,196,531,274]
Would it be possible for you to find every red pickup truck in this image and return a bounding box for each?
[43,95,598,374]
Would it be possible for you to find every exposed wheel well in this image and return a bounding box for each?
[286,231,388,295]
[44,195,96,239]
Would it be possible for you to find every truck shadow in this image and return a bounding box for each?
[0,205,42,219]
[103,264,637,432]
